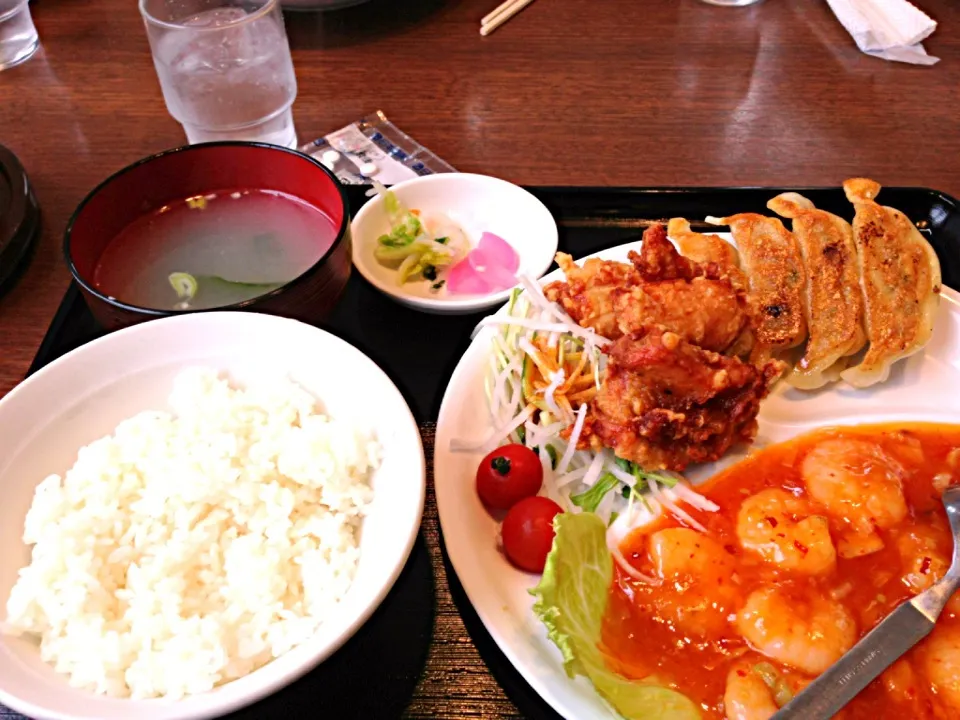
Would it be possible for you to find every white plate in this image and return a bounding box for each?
[350,173,559,315]
[433,239,960,720]
[0,312,425,720]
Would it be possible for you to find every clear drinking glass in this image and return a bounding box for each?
[0,0,39,71]
[139,0,298,148]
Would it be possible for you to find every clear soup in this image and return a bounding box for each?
[94,189,337,310]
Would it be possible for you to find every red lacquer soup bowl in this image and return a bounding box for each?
[64,142,352,331]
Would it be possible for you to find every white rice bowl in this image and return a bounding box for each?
[0,312,425,720]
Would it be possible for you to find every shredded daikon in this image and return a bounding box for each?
[473,316,609,349]
[606,520,658,584]
[555,404,588,476]
[555,465,590,489]
[526,421,566,449]
[518,273,578,326]
[450,404,536,454]
[653,482,708,533]
[669,482,720,513]
[543,369,565,418]
[606,462,637,485]
[581,451,606,489]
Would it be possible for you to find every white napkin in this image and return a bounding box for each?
[825,0,939,65]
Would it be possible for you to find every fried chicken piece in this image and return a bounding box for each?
[612,276,749,355]
[666,217,754,357]
[581,329,783,471]
[667,217,747,288]
[629,222,703,281]
[544,225,751,352]
[544,253,641,339]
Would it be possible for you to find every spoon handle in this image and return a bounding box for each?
[771,601,932,719]
[772,572,960,720]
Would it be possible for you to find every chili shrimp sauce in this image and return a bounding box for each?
[600,423,960,720]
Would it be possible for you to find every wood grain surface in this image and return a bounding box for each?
[2,0,960,398]
[2,0,960,717]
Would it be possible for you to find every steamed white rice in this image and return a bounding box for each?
[3,368,380,700]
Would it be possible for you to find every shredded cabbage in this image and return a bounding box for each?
[370,182,460,285]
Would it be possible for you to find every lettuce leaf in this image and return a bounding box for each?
[530,512,701,720]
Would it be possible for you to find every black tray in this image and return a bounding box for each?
[11,184,960,720]
[27,185,960,418]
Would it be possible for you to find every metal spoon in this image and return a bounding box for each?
[772,484,960,719]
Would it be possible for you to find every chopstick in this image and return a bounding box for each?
[480,0,538,36]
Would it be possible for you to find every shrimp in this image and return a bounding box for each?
[896,521,960,615]
[647,527,743,637]
[922,622,960,711]
[723,660,807,720]
[736,488,837,575]
[880,658,953,718]
[724,662,780,720]
[883,659,922,704]
[736,586,857,675]
[801,438,908,554]
[898,522,950,593]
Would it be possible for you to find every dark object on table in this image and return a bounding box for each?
[22,184,960,720]
[0,144,41,300]
[63,142,352,331]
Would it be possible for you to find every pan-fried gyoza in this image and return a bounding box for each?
[767,192,866,389]
[840,178,942,388]
[705,213,808,362]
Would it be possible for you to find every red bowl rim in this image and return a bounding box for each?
[63,141,351,318]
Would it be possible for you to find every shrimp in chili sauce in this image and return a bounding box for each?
[603,423,960,720]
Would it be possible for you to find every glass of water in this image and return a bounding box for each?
[139,0,298,148]
[0,0,39,71]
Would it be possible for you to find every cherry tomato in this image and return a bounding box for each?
[476,443,543,510]
[501,496,564,573]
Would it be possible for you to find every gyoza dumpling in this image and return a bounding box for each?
[767,192,866,390]
[706,213,807,362]
[840,178,942,388]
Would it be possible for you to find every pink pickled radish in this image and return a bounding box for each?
[469,260,518,291]
[447,258,494,295]
[447,232,520,295]
[473,232,520,273]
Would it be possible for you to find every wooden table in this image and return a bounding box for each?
[1,0,959,717]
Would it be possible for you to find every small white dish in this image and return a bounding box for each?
[0,312,425,720]
[350,173,559,315]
